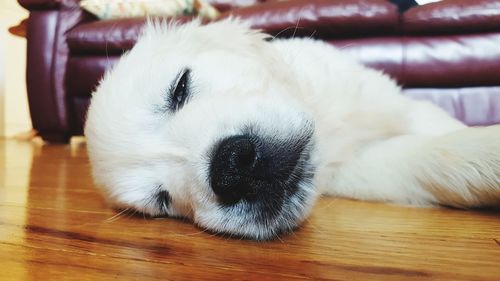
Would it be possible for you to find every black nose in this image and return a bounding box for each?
[209,135,260,204]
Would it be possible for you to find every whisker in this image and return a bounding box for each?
[291,16,302,39]
[275,231,285,243]
[308,30,317,39]
[105,208,131,222]
[126,208,139,218]
[175,229,210,237]
[271,25,304,41]
[337,42,356,51]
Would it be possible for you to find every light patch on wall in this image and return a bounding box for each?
[0,2,31,138]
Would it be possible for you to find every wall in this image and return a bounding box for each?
[0,1,31,138]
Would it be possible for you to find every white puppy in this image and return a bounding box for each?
[85,20,500,240]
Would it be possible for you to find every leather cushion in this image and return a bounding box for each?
[67,18,146,55]
[404,87,500,126]
[66,16,195,55]
[402,33,500,88]
[206,0,266,12]
[329,32,500,88]
[404,0,500,35]
[218,0,399,38]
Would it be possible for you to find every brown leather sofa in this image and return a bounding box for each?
[19,0,500,143]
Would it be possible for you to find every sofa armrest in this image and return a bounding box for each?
[22,0,94,142]
[19,0,80,10]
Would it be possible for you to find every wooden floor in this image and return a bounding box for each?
[1,139,499,280]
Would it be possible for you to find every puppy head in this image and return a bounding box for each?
[85,20,319,240]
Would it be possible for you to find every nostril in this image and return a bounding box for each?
[229,138,257,170]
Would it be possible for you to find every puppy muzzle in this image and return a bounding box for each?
[209,132,312,206]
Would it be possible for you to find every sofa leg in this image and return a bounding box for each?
[39,132,71,144]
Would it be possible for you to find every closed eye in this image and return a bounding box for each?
[168,68,191,111]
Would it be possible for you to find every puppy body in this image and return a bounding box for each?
[273,38,500,208]
[85,20,500,239]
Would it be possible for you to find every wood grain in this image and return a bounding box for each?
[0,139,499,280]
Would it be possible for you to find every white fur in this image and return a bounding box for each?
[85,20,500,240]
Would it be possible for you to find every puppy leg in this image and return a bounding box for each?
[323,126,500,208]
